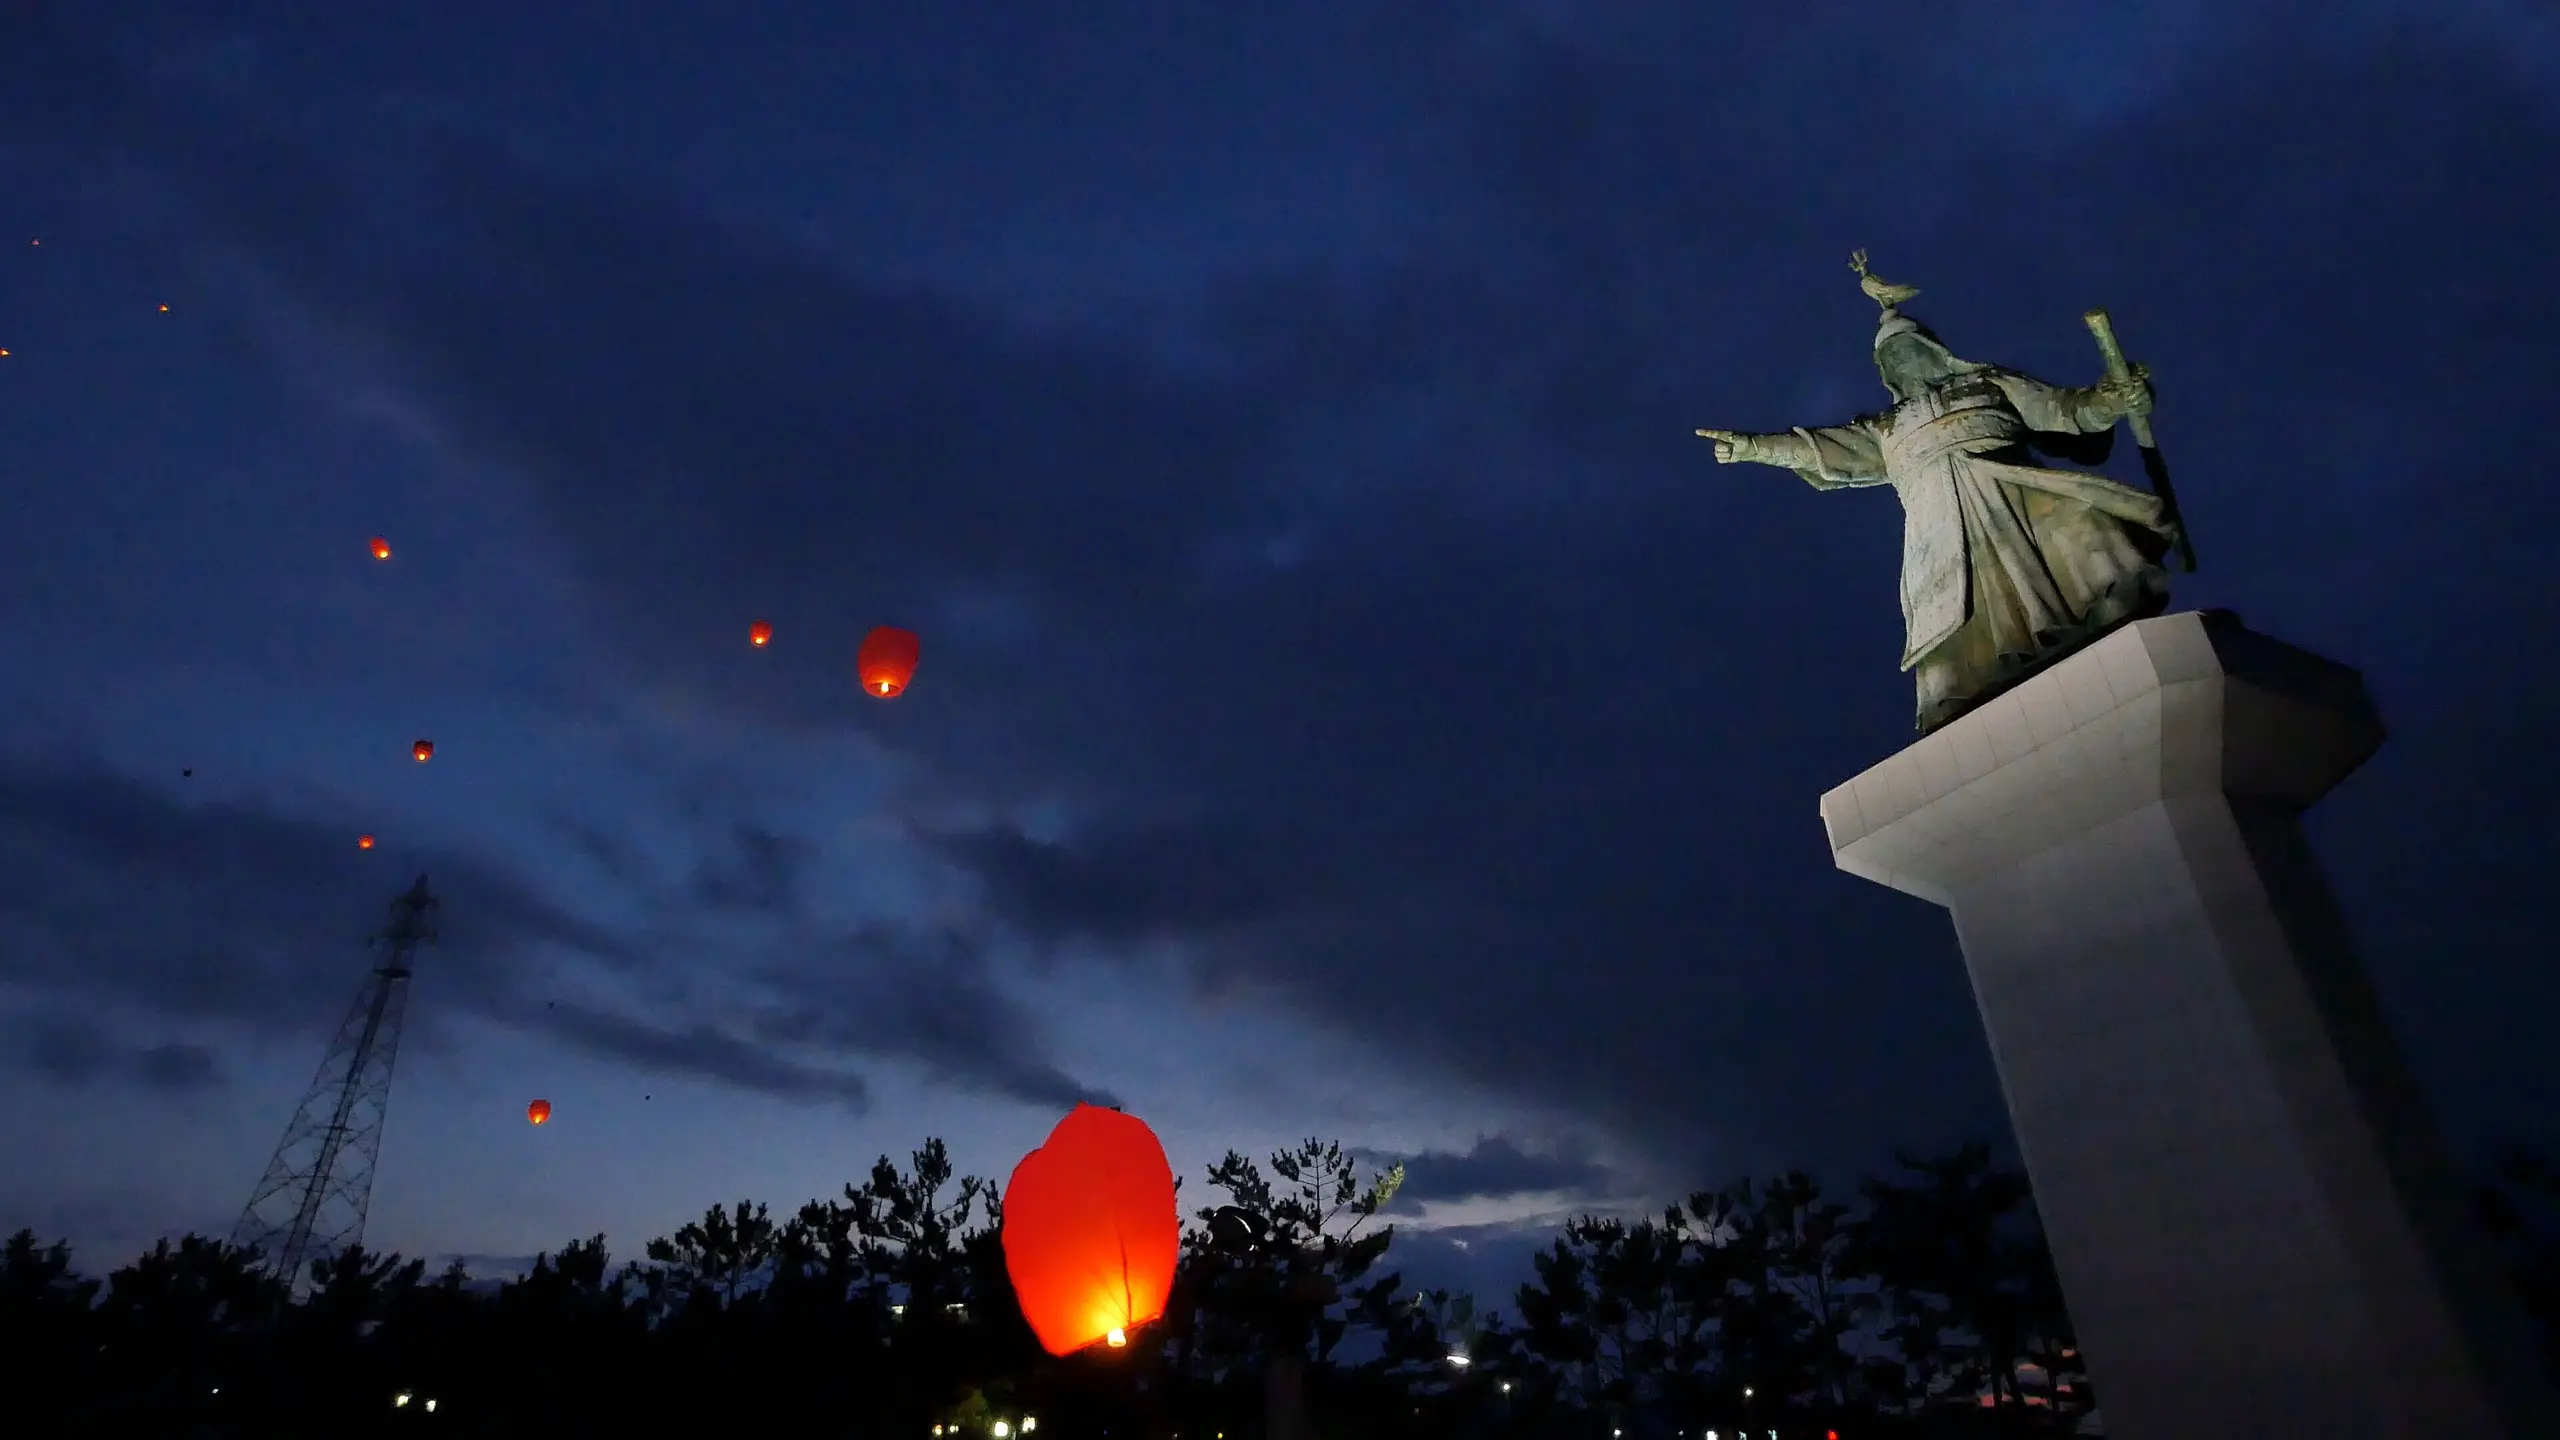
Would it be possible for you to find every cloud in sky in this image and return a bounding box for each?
[4,1007,226,1093]
[0,760,1115,1115]
[1377,1136,1615,1214]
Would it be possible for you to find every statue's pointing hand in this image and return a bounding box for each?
[1695,427,1747,464]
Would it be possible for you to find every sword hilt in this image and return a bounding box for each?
[2082,308,2156,449]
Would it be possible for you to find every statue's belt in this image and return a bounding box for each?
[1882,405,2021,473]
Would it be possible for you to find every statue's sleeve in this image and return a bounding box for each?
[1992,371,2115,436]
[1744,421,1889,490]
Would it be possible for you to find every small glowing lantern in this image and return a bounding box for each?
[1001,1103,1178,1357]
[749,619,773,648]
[856,626,921,698]
[371,537,392,560]
[527,1099,551,1126]
[412,740,434,763]
[358,835,375,850]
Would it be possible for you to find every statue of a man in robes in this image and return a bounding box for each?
[1698,253,2183,733]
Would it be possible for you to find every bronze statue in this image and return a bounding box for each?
[1698,252,2188,733]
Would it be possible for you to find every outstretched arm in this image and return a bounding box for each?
[1694,420,1889,490]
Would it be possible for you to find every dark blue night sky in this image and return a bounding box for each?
[3,2,2555,1298]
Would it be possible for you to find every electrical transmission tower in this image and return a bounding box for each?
[232,874,439,1286]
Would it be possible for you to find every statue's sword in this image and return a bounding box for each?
[2082,309,2198,573]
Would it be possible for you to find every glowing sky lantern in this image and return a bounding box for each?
[748,619,773,648]
[371,537,392,560]
[412,740,434,763]
[1001,1103,1179,1357]
[857,625,921,698]
[358,835,375,850]
[527,1099,552,1126]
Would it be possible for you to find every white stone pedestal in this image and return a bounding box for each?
[1821,610,2556,1438]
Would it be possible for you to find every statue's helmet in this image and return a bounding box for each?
[1872,307,1982,399]
[1851,252,1982,398]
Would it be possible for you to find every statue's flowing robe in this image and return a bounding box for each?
[1756,367,2171,728]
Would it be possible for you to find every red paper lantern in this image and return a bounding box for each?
[748,619,773,648]
[856,625,920,698]
[412,740,434,763]
[357,834,375,850]
[527,1099,551,1126]
[1002,1103,1178,1356]
[370,537,392,560]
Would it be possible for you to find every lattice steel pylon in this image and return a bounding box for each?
[232,874,439,1287]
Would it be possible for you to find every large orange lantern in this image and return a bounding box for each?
[749,619,773,648]
[857,625,920,698]
[371,537,392,561]
[1001,1103,1178,1357]
[412,740,434,763]
[527,1099,551,1126]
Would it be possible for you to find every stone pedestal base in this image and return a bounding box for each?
[1821,611,2555,1438]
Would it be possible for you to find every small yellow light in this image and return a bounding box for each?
[1106,1327,1127,1347]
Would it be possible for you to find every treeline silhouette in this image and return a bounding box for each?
[6,1137,2554,1439]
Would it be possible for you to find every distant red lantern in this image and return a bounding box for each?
[749,619,773,648]
[1001,1103,1179,1357]
[412,740,434,763]
[527,1099,551,1126]
[857,626,920,698]
[358,834,375,850]
[371,537,392,560]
